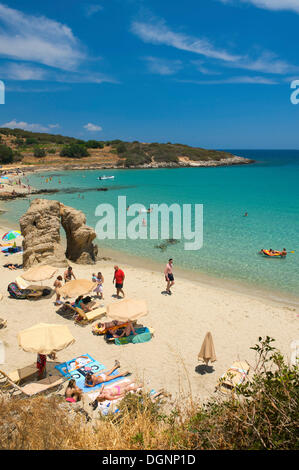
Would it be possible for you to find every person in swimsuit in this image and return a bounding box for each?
[164,258,174,295]
[73,295,94,312]
[93,272,104,299]
[53,275,63,305]
[281,248,287,257]
[112,321,137,338]
[64,266,76,283]
[89,380,143,410]
[65,379,83,402]
[113,265,125,298]
[84,361,130,388]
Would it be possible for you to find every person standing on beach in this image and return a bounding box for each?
[64,266,76,283]
[164,258,174,295]
[36,353,47,379]
[113,265,125,298]
[54,275,63,305]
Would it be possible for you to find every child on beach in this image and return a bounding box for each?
[93,272,104,299]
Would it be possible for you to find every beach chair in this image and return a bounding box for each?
[0,318,7,329]
[8,281,52,300]
[74,305,106,325]
[0,369,64,397]
[7,363,38,384]
[216,361,250,395]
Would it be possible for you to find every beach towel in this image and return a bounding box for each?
[113,327,152,345]
[7,282,28,299]
[55,354,127,393]
[1,246,22,254]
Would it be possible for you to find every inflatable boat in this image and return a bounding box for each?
[261,249,282,257]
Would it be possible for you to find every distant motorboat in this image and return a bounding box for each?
[97,175,115,181]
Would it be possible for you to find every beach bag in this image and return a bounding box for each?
[42,288,51,297]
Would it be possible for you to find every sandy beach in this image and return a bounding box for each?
[0,220,298,403]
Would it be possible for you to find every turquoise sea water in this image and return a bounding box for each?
[1,150,299,297]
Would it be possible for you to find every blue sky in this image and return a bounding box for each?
[0,0,299,148]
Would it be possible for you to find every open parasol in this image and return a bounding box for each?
[21,265,57,282]
[18,323,75,355]
[58,279,95,298]
[106,298,148,322]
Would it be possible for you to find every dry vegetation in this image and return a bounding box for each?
[0,338,298,450]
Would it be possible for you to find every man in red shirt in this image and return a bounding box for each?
[113,265,125,298]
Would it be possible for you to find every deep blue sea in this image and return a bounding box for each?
[1,150,299,297]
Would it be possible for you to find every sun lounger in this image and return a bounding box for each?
[8,281,52,300]
[0,369,64,397]
[216,361,250,394]
[7,363,38,384]
[74,305,106,325]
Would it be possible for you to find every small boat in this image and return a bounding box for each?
[97,176,115,181]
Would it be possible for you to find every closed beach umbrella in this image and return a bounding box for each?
[2,230,21,241]
[106,298,148,322]
[18,323,75,355]
[58,279,95,298]
[21,265,57,282]
[198,332,216,365]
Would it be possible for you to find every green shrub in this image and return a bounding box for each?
[60,143,89,159]
[86,140,104,149]
[33,146,46,158]
[0,144,14,163]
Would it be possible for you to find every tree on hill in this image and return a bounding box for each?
[0,144,14,164]
[86,140,104,149]
[33,146,46,158]
[60,143,89,159]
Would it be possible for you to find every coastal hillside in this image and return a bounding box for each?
[0,128,253,168]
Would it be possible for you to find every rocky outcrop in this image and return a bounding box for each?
[60,204,98,264]
[20,199,98,268]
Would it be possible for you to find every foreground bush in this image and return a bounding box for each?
[0,338,297,450]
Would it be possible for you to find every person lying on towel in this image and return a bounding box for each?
[95,320,137,337]
[84,360,130,388]
[89,380,143,410]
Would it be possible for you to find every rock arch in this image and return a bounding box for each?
[20,198,98,268]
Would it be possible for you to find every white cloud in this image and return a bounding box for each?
[84,123,103,132]
[131,19,242,62]
[228,52,299,75]
[48,124,60,128]
[0,63,47,81]
[143,57,183,75]
[219,0,299,14]
[177,76,278,84]
[1,119,50,132]
[0,4,85,71]
[132,16,298,76]
[0,3,116,86]
[0,61,116,85]
[85,4,103,17]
